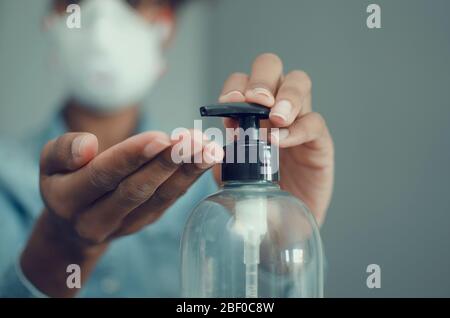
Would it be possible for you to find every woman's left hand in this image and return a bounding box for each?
[216,53,334,226]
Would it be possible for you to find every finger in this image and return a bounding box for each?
[219,72,249,103]
[269,70,312,127]
[223,117,239,129]
[272,112,330,149]
[111,141,224,237]
[75,131,221,241]
[74,143,180,242]
[245,53,283,107]
[219,72,249,129]
[40,133,98,175]
[49,132,172,212]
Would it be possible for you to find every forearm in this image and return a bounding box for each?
[20,210,108,297]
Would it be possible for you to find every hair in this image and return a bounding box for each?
[128,0,191,11]
[54,0,191,11]
[168,0,189,10]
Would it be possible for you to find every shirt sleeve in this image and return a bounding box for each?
[0,192,48,298]
[0,260,48,298]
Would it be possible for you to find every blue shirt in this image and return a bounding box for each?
[0,113,218,297]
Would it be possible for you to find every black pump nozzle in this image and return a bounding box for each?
[200,103,269,142]
[200,102,279,183]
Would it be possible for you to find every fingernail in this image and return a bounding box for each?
[246,87,275,105]
[204,143,224,164]
[144,138,171,158]
[270,100,292,124]
[171,130,190,143]
[203,133,211,141]
[279,128,290,141]
[72,135,89,158]
[219,90,245,102]
[270,129,289,144]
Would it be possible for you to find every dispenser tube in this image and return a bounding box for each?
[244,229,260,298]
[235,197,268,298]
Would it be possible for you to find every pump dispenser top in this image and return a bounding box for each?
[181,102,324,298]
[200,102,279,182]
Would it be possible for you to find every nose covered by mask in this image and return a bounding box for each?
[48,0,166,113]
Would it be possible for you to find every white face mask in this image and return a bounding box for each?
[48,0,165,113]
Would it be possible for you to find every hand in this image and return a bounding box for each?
[217,53,334,225]
[21,130,223,297]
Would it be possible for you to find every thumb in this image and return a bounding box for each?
[40,132,98,175]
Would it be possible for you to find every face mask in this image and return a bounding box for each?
[48,0,165,113]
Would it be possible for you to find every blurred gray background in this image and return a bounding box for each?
[1,0,449,297]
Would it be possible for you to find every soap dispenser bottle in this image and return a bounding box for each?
[181,103,324,298]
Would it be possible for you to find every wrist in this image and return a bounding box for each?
[20,209,108,297]
[41,209,108,256]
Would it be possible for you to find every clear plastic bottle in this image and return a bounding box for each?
[181,103,324,298]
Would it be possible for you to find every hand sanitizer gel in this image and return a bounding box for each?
[181,102,324,298]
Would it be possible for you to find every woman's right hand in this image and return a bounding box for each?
[21,130,223,297]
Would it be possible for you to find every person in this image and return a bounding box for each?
[0,0,334,298]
